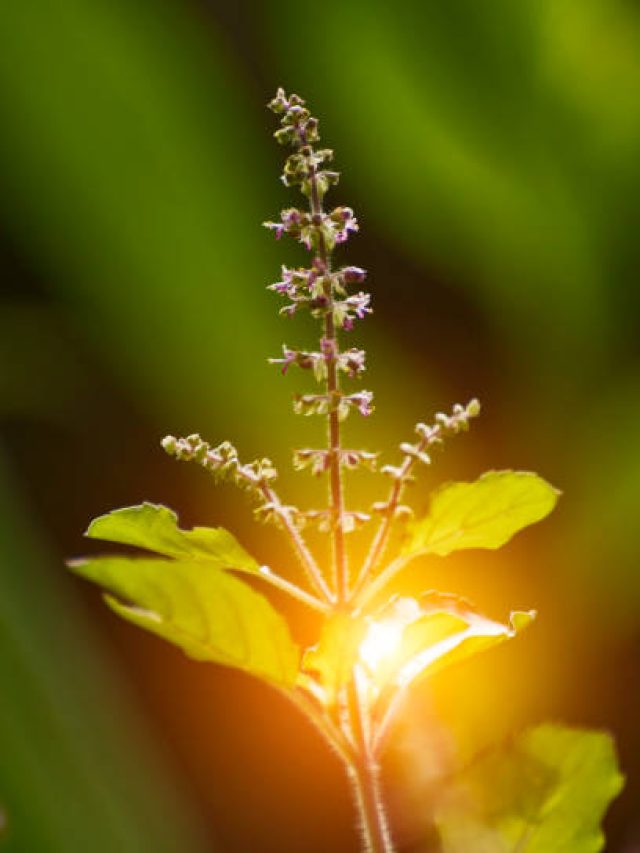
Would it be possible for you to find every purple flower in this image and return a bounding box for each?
[269,265,296,296]
[331,207,359,244]
[269,345,299,375]
[339,348,366,378]
[282,208,303,229]
[346,292,372,320]
[280,303,298,318]
[342,266,367,285]
[263,221,285,239]
[349,391,374,417]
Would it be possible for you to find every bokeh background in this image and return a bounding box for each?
[1,0,639,850]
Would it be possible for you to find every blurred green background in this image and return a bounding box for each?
[0,0,638,850]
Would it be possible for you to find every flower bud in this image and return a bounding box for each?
[342,266,367,285]
[467,398,481,417]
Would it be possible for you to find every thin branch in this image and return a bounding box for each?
[350,432,430,601]
[288,688,355,767]
[303,128,349,603]
[258,482,334,604]
[161,432,332,601]
[354,552,417,612]
[351,402,478,602]
[371,683,409,758]
[257,565,330,613]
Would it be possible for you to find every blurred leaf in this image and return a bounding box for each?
[69,556,299,689]
[86,502,259,573]
[0,303,88,421]
[0,0,285,437]
[405,471,559,557]
[436,724,624,852]
[0,451,212,852]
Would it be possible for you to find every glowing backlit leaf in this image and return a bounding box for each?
[405,471,559,557]
[436,725,624,852]
[302,594,534,708]
[362,595,535,695]
[68,556,298,688]
[302,613,368,704]
[86,502,260,573]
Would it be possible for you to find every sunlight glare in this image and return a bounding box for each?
[359,618,405,673]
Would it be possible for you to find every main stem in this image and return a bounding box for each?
[324,306,349,602]
[306,154,348,603]
[303,124,392,850]
[346,672,395,853]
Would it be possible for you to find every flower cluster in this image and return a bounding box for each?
[263,88,376,461]
[293,448,378,476]
[293,390,374,420]
[269,343,366,381]
[161,434,277,491]
[370,399,481,518]
[268,263,370,330]
[264,206,358,252]
[161,433,314,533]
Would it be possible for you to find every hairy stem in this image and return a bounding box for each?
[305,137,348,602]
[258,565,331,613]
[354,552,416,612]
[288,689,355,768]
[346,669,395,852]
[371,685,410,758]
[351,430,432,601]
[324,309,349,602]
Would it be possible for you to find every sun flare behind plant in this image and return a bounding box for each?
[359,617,407,675]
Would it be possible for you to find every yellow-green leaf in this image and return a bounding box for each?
[68,556,298,689]
[301,613,368,704]
[394,607,534,692]
[302,595,534,708]
[405,471,559,557]
[86,503,259,573]
[360,595,535,695]
[436,725,624,852]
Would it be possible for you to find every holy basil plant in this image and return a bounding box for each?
[69,89,623,852]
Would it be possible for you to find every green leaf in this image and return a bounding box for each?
[436,725,624,852]
[405,471,559,557]
[68,556,298,689]
[86,503,260,573]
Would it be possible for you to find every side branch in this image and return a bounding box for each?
[161,433,332,603]
[351,400,480,601]
[350,433,429,600]
[258,483,334,603]
[258,565,331,613]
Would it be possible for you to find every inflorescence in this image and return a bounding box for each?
[163,88,479,588]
